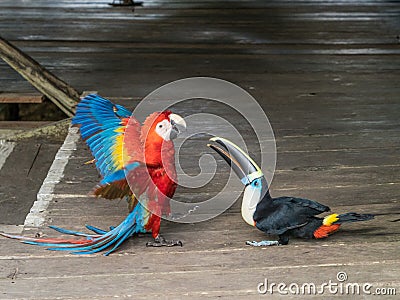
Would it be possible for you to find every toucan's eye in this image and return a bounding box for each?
[253,181,259,187]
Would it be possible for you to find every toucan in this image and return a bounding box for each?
[208,137,374,246]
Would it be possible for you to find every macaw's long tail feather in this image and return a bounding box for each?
[48,225,100,238]
[0,205,147,256]
[0,233,92,245]
[334,212,375,224]
[49,224,115,236]
[85,225,116,235]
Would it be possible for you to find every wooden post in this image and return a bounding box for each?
[0,36,80,117]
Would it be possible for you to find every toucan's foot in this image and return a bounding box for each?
[246,240,280,247]
[146,235,183,247]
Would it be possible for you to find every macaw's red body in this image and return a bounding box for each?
[1,94,186,255]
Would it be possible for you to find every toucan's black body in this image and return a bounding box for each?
[254,195,330,244]
[208,137,374,246]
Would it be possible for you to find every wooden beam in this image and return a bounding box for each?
[0,93,44,104]
[0,37,80,117]
[0,121,51,129]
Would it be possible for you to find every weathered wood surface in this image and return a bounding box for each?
[0,121,51,129]
[0,0,399,299]
[0,37,80,117]
[0,93,44,104]
[0,140,62,225]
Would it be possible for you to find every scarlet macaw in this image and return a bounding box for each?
[208,137,374,246]
[1,94,186,255]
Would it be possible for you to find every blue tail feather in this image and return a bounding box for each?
[85,225,108,235]
[2,204,147,256]
[48,225,98,238]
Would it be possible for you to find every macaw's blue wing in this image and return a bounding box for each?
[71,94,141,178]
[0,202,149,256]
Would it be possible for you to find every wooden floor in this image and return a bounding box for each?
[0,0,399,298]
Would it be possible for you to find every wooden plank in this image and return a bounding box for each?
[0,121,51,129]
[0,140,62,225]
[0,93,43,104]
[0,241,398,298]
[0,0,399,298]
[0,37,80,117]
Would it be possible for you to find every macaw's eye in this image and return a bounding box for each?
[158,124,163,128]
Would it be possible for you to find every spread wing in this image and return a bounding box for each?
[255,196,330,235]
[72,94,143,201]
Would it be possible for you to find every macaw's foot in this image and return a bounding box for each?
[146,235,183,247]
[246,240,280,247]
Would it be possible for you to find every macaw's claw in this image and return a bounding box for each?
[246,240,280,247]
[146,235,183,247]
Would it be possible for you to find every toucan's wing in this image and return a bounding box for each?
[255,196,330,235]
[274,196,330,214]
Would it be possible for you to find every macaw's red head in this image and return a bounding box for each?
[141,111,186,165]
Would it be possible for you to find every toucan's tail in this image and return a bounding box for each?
[314,212,374,239]
[334,212,375,224]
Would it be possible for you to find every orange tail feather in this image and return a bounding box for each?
[313,224,341,239]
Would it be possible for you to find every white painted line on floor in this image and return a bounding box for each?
[52,193,95,198]
[0,224,24,234]
[0,140,15,171]
[24,126,80,228]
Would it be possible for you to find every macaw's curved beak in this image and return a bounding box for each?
[207,136,264,185]
[169,113,187,140]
